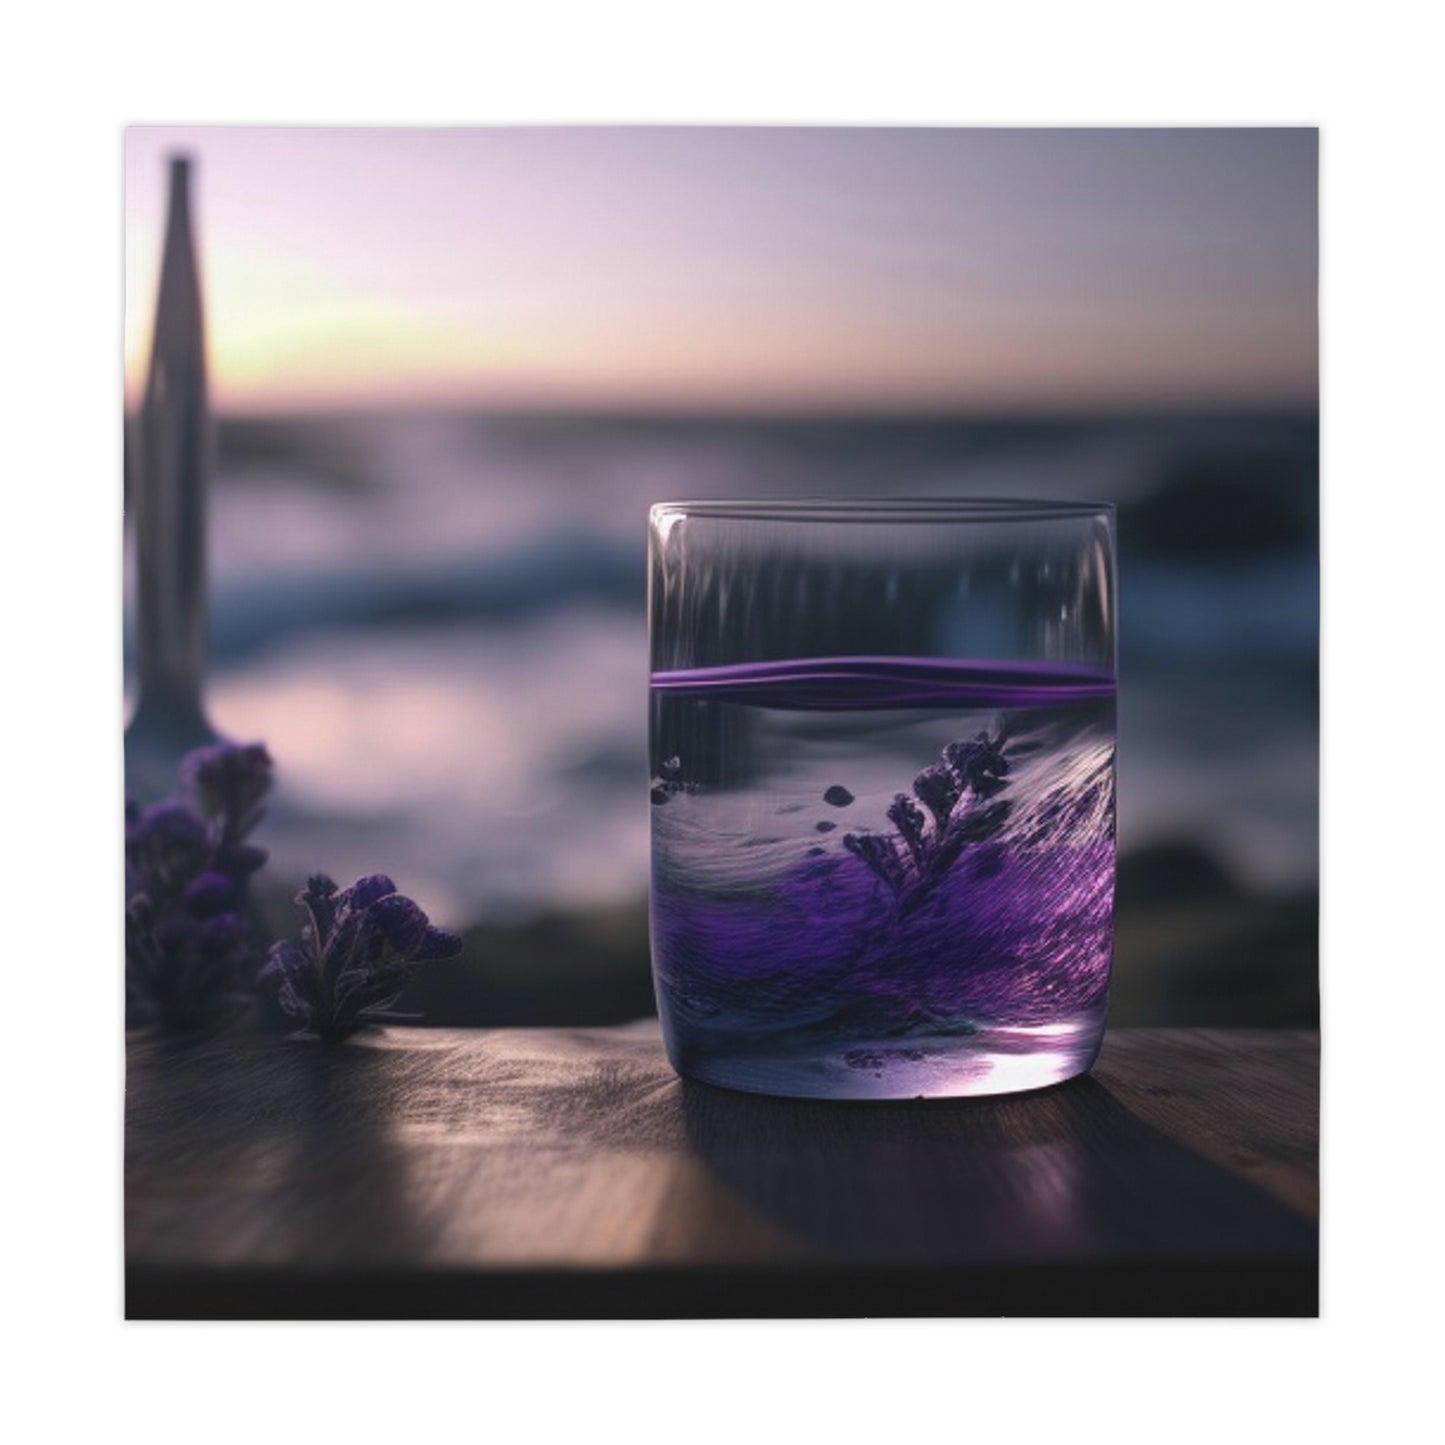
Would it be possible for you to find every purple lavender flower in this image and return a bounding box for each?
[261,873,463,1042]
[885,792,928,869]
[925,800,1013,883]
[126,802,210,900]
[943,730,1010,799]
[212,840,268,883]
[126,891,250,1032]
[182,740,271,814]
[911,764,961,830]
[181,741,273,849]
[842,833,907,895]
[841,724,1017,908]
[182,870,241,918]
[125,740,274,1031]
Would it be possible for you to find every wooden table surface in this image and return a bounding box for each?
[125,1023,1319,1318]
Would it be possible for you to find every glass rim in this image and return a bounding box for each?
[650,497,1116,524]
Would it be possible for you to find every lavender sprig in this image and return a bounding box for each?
[943,733,1011,799]
[842,832,908,894]
[885,793,928,870]
[261,873,463,1042]
[844,725,1013,907]
[182,742,273,843]
[910,764,961,831]
[124,741,274,1031]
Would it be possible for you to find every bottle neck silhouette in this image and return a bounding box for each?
[134,155,211,732]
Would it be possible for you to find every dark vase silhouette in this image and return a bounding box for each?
[126,155,219,800]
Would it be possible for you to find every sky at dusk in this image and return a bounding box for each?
[124,127,1317,414]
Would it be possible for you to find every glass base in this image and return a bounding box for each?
[666,1013,1106,1100]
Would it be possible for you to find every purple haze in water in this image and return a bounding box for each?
[649,657,1116,1098]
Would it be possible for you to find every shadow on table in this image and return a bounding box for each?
[127,1032,427,1271]
[276,1043,431,1269]
[676,1071,1317,1312]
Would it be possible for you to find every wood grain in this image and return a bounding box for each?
[125,1024,1318,1318]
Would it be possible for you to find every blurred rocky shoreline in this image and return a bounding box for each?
[145,408,1316,1030]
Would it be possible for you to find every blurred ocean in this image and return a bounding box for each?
[123,410,1318,1022]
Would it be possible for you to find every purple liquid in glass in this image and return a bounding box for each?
[649,656,1116,1099]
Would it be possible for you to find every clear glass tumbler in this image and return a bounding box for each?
[648,499,1117,1099]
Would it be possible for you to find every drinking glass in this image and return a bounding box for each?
[648,499,1117,1099]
